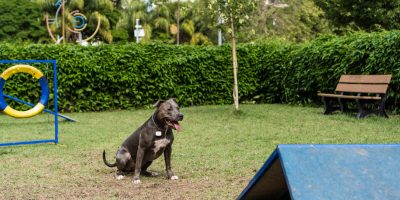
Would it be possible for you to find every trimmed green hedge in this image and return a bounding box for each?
[0,43,252,111]
[1,31,400,112]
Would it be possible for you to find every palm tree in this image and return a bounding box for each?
[35,0,114,43]
[80,0,114,43]
[116,0,173,43]
[116,0,143,41]
[114,0,211,44]
[150,2,172,42]
[168,1,211,45]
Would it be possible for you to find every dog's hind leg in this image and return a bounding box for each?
[114,147,133,180]
[141,161,159,177]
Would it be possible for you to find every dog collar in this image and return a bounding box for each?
[152,114,166,131]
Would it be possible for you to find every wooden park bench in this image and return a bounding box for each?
[317,75,392,118]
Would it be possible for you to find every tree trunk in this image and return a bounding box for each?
[62,0,65,44]
[229,13,239,111]
[177,0,180,45]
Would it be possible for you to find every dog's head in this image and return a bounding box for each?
[154,98,184,131]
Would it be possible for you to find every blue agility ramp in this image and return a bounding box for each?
[238,144,400,200]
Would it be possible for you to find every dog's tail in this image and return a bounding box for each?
[103,150,117,168]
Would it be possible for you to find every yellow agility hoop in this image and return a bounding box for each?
[0,65,49,118]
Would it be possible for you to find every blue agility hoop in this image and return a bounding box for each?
[0,65,49,118]
[0,60,60,147]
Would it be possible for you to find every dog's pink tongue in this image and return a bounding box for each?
[174,123,181,132]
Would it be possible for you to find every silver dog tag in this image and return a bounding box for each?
[155,131,162,137]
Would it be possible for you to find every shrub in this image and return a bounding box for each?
[0,31,399,112]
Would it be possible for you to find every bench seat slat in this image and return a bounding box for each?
[318,74,391,118]
[335,83,388,94]
[317,93,382,100]
[339,75,392,84]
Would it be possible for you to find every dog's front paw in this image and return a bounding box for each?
[133,179,141,184]
[170,175,179,180]
[115,175,125,180]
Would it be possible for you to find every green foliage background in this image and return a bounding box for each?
[314,0,400,33]
[0,0,48,43]
[1,31,400,112]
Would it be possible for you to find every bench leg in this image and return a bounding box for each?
[356,99,367,118]
[321,97,334,115]
[378,100,389,118]
[338,98,349,112]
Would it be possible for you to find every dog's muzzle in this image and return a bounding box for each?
[166,114,183,131]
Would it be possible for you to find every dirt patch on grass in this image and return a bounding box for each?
[1,177,224,200]
[0,150,250,200]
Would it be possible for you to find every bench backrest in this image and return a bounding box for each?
[335,75,392,94]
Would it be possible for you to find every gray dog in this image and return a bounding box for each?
[103,98,183,184]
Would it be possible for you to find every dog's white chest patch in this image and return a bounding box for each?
[153,138,170,153]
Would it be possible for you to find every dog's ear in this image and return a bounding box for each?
[170,98,177,104]
[153,100,165,108]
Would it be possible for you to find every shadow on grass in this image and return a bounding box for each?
[0,120,72,126]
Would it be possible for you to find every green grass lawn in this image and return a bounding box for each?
[1,104,399,199]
